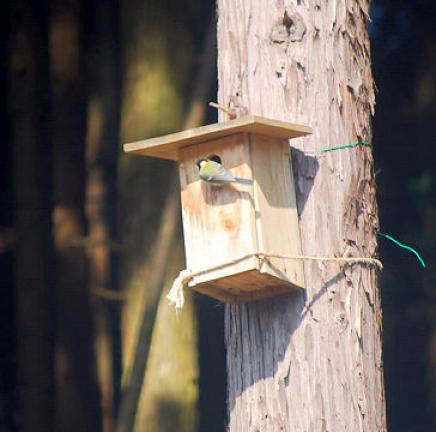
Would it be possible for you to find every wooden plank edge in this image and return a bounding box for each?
[193,282,303,304]
[123,115,312,160]
[192,270,305,304]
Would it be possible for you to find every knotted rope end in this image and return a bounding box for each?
[166,269,193,311]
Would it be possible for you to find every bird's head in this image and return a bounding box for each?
[196,158,208,170]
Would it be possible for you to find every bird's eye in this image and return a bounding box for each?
[208,154,222,164]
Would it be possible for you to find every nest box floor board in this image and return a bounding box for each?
[123,115,312,160]
[191,270,302,304]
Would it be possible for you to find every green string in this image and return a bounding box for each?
[299,142,427,269]
[320,141,372,153]
[378,232,426,268]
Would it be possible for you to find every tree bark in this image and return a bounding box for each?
[217,1,387,430]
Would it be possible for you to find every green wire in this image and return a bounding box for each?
[320,141,372,153]
[378,232,427,269]
[301,141,426,269]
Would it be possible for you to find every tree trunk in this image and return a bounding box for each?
[85,0,122,429]
[9,2,54,431]
[118,1,199,430]
[50,1,101,430]
[217,1,387,430]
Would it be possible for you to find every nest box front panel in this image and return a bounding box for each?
[178,133,258,285]
[123,116,311,303]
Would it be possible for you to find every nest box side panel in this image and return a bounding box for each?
[178,133,258,287]
[250,133,305,290]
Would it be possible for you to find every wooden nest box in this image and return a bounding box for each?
[124,116,312,303]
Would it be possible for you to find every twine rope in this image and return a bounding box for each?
[165,113,425,311]
[166,251,383,310]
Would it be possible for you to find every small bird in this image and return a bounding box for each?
[196,157,253,186]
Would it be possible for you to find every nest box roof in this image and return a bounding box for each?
[123,115,312,160]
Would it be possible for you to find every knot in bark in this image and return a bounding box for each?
[271,11,306,44]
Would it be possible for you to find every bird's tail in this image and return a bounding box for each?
[234,177,254,185]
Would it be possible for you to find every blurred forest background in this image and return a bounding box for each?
[0,0,435,431]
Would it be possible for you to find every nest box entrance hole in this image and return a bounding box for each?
[123,115,312,303]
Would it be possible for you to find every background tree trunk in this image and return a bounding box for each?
[118,1,200,430]
[50,1,101,430]
[85,0,122,429]
[372,3,436,429]
[9,2,54,431]
[217,1,387,430]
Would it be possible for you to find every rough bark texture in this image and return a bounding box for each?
[217,1,386,430]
